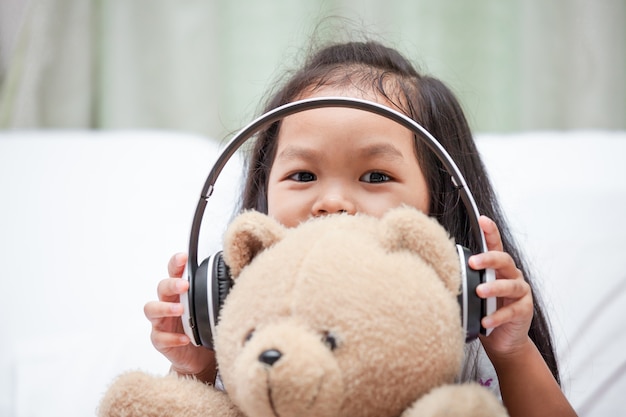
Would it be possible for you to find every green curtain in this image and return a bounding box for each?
[1,0,624,137]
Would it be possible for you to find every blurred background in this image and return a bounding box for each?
[1,0,624,137]
[1,1,625,417]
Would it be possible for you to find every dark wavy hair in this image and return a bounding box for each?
[237,40,560,384]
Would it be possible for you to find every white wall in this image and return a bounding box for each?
[0,130,625,416]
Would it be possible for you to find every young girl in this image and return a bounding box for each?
[144,40,577,416]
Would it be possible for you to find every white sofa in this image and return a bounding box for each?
[1,130,624,416]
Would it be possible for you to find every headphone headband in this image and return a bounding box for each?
[188,96,487,274]
[183,96,496,347]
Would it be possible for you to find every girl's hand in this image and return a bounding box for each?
[470,216,534,357]
[144,253,216,382]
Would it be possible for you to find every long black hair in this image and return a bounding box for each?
[238,40,560,384]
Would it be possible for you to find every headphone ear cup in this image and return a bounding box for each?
[193,256,212,349]
[193,252,233,349]
[456,245,484,342]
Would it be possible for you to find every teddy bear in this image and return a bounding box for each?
[98,206,508,417]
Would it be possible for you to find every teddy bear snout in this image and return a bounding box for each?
[258,349,282,366]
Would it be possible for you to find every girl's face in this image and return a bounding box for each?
[267,87,430,228]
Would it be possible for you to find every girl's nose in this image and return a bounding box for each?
[311,189,357,216]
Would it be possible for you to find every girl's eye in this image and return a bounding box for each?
[289,171,316,182]
[360,171,391,183]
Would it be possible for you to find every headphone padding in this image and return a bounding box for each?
[214,251,233,312]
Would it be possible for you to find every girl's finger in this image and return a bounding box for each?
[481,295,533,329]
[168,252,188,278]
[157,277,189,301]
[144,300,184,322]
[150,329,190,350]
[469,251,520,278]
[478,215,503,252]
[476,276,530,300]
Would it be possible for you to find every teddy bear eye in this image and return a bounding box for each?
[244,329,255,345]
[322,331,338,351]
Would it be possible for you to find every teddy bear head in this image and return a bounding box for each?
[215,206,465,417]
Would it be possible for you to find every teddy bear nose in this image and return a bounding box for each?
[258,349,282,366]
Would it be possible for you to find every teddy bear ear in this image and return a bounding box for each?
[222,211,286,278]
[379,206,461,294]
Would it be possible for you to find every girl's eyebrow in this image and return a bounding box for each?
[276,146,320,162]
[277,143,404,162]
[359,143,404,160]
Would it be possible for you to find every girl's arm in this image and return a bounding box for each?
[470,216,577,417]
[486,336,577,416]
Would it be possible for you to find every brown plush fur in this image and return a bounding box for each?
[99,207,507,417]
[98,372,242,417]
